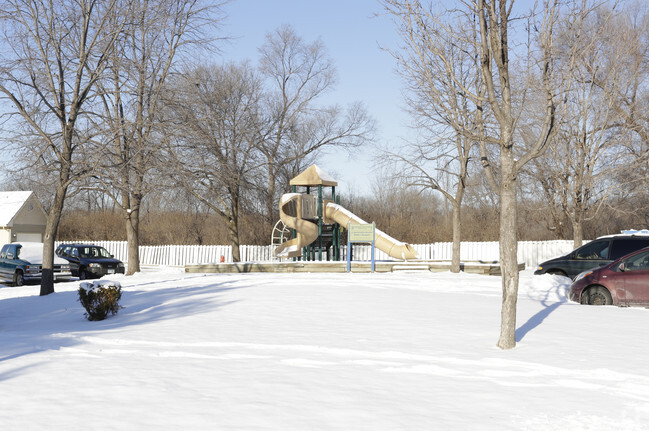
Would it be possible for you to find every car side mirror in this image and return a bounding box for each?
[618,262,626,272]
[6,252,14,259]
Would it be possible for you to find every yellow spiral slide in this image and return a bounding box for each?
[274,193,319,258]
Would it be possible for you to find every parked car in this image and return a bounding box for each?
[55,243,125,280]
[569,246,649,306]
[0,242,71,286]
[534,232,649,279]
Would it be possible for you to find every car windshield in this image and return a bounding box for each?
[78,247,112,259]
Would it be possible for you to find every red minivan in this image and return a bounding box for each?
[570,247,649,306]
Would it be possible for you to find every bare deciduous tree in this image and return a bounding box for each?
[597,4,649,218]
[258,25,374,236]
[165,63,265,262]
[525,2,627,248]
[382,1,487,273]
[92,0,219,275]
[383,0,562,349]
[0,0,125,295]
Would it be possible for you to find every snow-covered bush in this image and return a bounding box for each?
[78,280,123,321]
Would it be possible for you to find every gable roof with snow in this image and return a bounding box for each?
[0,191,45,226]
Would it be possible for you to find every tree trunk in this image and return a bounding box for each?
[266,166,277,241]
[571,216,584,249]
[125,208,141,275]
[230,192,241,263]
[40,179,68,295]
[496,153,519,350]
[230,219,241,263]
[451,201,461,273]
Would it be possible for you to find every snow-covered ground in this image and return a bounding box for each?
[1,267,648,430]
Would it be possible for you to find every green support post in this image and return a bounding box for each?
[302,186,309,260]
[291,185,297,261]
[334,194,341,260]
[317,185,323,261]
[331,186,336,261]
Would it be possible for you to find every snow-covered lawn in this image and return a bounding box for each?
[1,268,648,430]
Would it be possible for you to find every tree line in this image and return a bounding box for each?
[53,167,645,246]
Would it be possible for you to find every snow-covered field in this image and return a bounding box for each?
[1,267,648,430]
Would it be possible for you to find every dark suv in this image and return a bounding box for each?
[55,243,125,279]
[534,232,649,279]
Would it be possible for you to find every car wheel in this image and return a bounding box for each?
[13,270,24,286]
[79,268,88,280]
[583,285,613,306]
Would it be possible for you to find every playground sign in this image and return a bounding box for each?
[349,223,375,242]
[347,222,376,272]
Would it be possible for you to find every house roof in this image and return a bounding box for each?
[289,164,338,187]
[0,191,38,226]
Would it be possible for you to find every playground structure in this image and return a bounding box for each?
[273,165,418,261]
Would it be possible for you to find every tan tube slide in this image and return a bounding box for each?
[324,202,418,260]
[275,193,319,258]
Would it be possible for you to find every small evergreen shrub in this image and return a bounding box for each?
[78,280,123,321]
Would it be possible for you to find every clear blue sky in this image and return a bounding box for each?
[220,0,410,195]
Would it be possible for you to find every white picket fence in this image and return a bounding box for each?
[56,240,579,268]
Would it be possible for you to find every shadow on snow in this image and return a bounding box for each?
[0,274,245,380]
[516,275,571,342]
